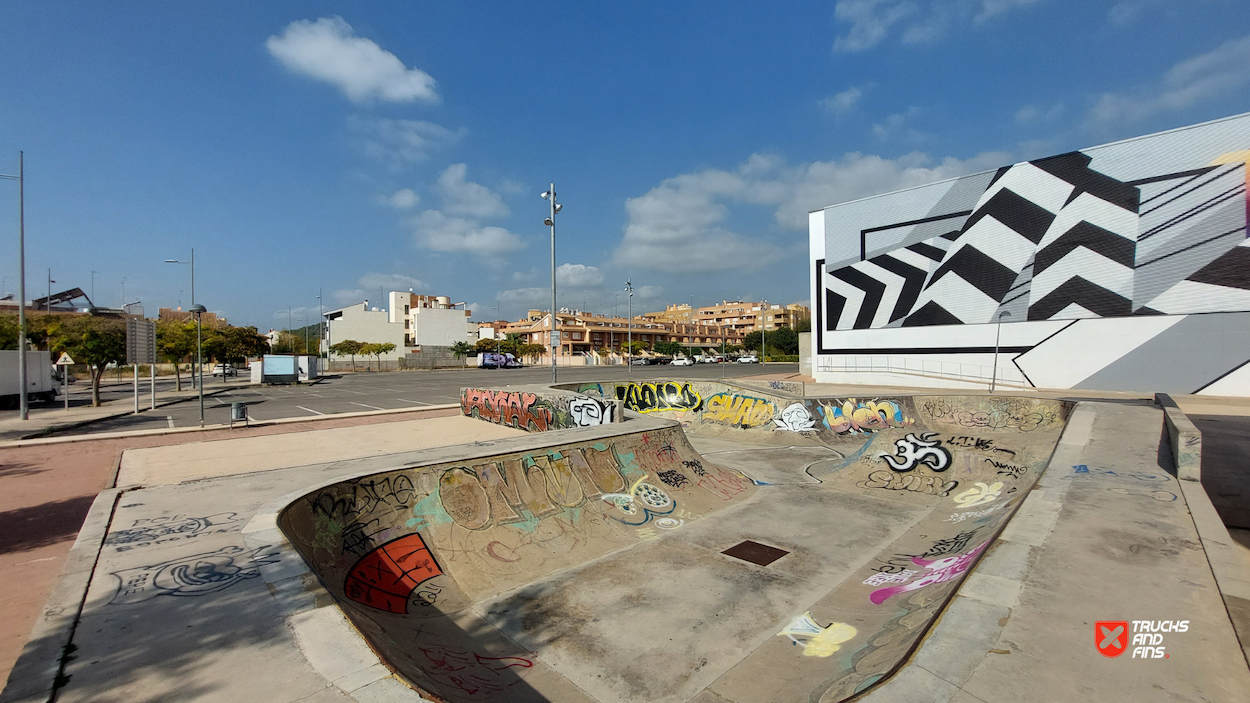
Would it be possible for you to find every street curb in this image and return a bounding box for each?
[0,403,461,449]
[4,387,237,442]
[0,489,121,703]
[1156,392,1202,481]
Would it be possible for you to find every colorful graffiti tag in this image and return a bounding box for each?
[344,533,443,614]
[461,388,553,431]
[703,392,776,428]
[818,398,914,434]
[777,612,858,657]
[568,396,613,426]
[774,403,817,432]
[617,382,704,414]
[868,541,989,605]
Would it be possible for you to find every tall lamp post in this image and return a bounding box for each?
[189,304,206,426]
[990,310,1012,393]
[625,280,634,374]
[1,153,26,419]
[165,249,195,384]
[540,184,563,383]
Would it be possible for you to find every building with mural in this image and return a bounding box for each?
[809,112,1250,396]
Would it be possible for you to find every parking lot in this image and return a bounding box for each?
[47,362,797,436]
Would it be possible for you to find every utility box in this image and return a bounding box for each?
[296,355,319,381]
[261,355,298,385]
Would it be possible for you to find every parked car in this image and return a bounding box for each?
[700,355,721,363]
[630,357,651,365]
[737,355,759,364]
[671,357,695,366]
[211,363,237,377]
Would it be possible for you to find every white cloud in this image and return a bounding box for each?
[384,188,419,209]
[494,283,663,316]
[333,288,365,305]
[833,0,1046,51]
[411,210,523,257]
[267,17,439,103]
[1015,102,1065,124]
[349,116,463,166]
[358,272,427,291]
[557,264,605,287]
[1108,0,1204,26]
[437,164,510,218]
[872,108,929,142]
[819,86,864,115]
[1086,34,1250,129]
[613,149,1009,273]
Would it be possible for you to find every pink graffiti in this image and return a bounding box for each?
[461,389,553,432]
[868,541,988,605]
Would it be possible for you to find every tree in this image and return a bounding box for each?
[517,343,545,360]
[653,340,684,357]
[475,338,500,353]
[450,340,473,359]
[796,317,811,333]
[205,325,269,366]
[361,342,396,370]
[742,330,762,352]
[624,341,647,356]
[768,326,799,355]
[157,319,197,391]
[0,314,19,351]
[329,340,363,371]
[49,315,126,407]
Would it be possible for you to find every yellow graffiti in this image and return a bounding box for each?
[953,481,1004,507]
[704,393,776,427]
[778,612,858,657]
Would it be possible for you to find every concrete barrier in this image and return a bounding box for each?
[1156,392,1202,482]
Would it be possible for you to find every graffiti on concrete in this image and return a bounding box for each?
[778,611,858,657]
[416,644,533,698]
[569,396,612,426]
[863,569,918,586]
[857,470,959,497]
[921,529,981,558]
[944,501,1010,523]
[703,392,776,428]
[311,475,416,556]
[461,388,553,431]
[656,469,691,488]
[988,459,1027,479]
[617,382,704,414]
[952,481,1004,507]
[922,398,1063,432]
[105,512,241,552]
[438,446,628,530]
[882,432,951,472]
[681,459,707,476]
[109,545,280,605]
[947,435,1016,456]
[774,403,817,432]
[868,541,988,605]
[601,475,676,526]
[344,533,443,614]
[817,398,914,434]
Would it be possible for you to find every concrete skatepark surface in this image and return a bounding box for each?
[4,378,1249,703]
[277,382,1070,702]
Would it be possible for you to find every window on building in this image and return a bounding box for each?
[404,305,410,314]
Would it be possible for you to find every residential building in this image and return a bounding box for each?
[641,303,695,325]
[324,302,407,361]
[692,300,806,333]
[387,292,472,347]
[504,309,744,356]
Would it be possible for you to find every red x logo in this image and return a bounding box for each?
[1096,621,1129,658]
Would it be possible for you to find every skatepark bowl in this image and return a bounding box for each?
[277,380,1070,703]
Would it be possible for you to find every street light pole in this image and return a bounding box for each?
[190,304,206,426]
[625,280,634,374]
[165,249,195,384]
[990,310,1012,393]
[541,184,562,383]
[0,153,27,419]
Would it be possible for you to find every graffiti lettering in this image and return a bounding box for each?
[818,398,914,434]
[774,403,817,432]
[857,470,959,497]
[461,388,553,431]
[657,470,690,488]
[439,446,629,530]
[618,382,703,413]
[952,481,1004,507]
[569,396,612,426]
[947,435,1016,456]
[944,502,1009,523]
[863,569,918,586]
[109,545,280,605]
[882,433,951,472]
[704,393,776,428]
[417,645,533,697]
[682,459,707,476]
[923,398,1062,432]
[921,529,980,558]
[988,459,1026,479]
[105,512,240,552]
[869,541,988,605]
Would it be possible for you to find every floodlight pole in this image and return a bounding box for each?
[3,153,29,419]
[990,310,1012,393]
[541,183,561,383]
[625,280,634,374]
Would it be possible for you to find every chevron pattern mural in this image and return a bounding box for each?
[822,151,1249,331]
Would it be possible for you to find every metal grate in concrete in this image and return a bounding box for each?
[722,540,789,567]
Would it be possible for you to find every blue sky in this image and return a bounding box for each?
[1,1,1248,329]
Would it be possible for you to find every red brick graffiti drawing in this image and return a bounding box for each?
[461,388,553,431]
[344,533,443,614]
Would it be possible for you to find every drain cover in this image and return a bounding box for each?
[722,540,789,567]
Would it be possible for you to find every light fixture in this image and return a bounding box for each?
[540,190,550,200]
[553,203,563,213]
[544,217,554,226]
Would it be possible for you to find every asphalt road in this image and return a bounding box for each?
[49,362,798,436]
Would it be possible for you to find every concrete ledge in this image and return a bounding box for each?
[1157,392,1202,482]
[0,489,121,703]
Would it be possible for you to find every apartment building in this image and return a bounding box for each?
[505,309,744,356]
[386,292,472,347]
[695,300,810,333]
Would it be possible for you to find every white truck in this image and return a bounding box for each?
[1,350,58,409]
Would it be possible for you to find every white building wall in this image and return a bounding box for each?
[412,307,469,347]
[327,303,406,360]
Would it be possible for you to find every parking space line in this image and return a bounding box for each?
[166,415,175,428]
[395,398,433,406]
[350,401,384,410]
[296,406,325,416]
